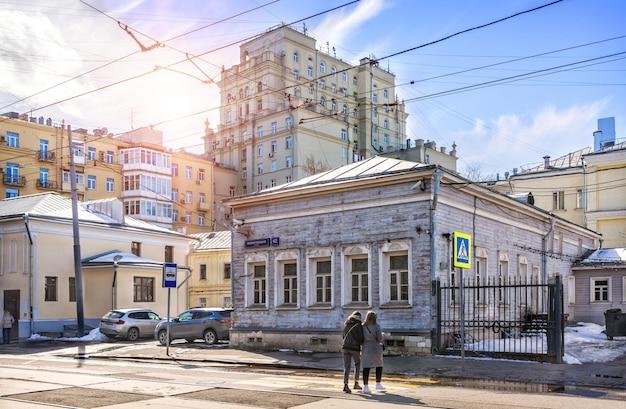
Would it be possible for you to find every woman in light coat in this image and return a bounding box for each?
[361,310,384,393]
[2,310,15,344]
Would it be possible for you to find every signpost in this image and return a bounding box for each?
[163,263,177,356]
[453,232,472,359]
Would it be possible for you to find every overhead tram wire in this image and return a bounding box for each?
[395,35,626,90]
[4,0,567,156]
[0,0,281,114]
[152,0,568,153]
[375,0,564,64]
[266,0,567,103]
[3,0,554,139]
[82,0,280,81]
[6,1,361,126]
[404,51,626,103]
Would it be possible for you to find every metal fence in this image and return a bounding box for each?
[435,275,564,363]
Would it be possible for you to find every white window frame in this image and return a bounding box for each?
[245,252,268,308]
[341,244,370,307]
[590,277,611,302]
[275,250,299,308]
[380,240,411,306]
[87,175,96,190]
[498,251,509,305]
[568,275,575,306]
[306,247,334,307]
[552,191,565,210]
[474,247,489,305]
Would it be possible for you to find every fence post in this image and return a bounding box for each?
[433,279,441,354]
[547,275,564,363]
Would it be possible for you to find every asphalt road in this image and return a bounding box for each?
[1,339,625,408]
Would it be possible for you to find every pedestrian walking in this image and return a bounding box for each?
[341,311,364,393]
[361,310,385,393]
[2,309,15,344]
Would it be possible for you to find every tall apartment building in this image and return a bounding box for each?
[491,117,626,248]
[0,113,222,233]
[204,25,409,194]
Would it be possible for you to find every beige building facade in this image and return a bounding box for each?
[0,193,193,339]
[492,142,626,248]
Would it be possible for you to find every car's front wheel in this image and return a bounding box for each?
[157,329,169,346]
[203,329,218,345]
[127,327,140,341]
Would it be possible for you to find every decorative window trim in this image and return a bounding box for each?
[306,247,334,307]
[380,239,411,307]
[274,249,300,308]
[244,252,269,308]
[590,276,611,303]
[341,244,371,307]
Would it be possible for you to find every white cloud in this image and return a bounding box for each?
[313,0,387,46]
[455,100,608,173]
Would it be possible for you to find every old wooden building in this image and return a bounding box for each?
[224,157,601,355]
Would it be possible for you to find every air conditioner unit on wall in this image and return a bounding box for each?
[195,180,202,184]
[268,152,273,158]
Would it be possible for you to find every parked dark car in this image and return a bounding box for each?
[100,308,165,341]
[155,308,232,345]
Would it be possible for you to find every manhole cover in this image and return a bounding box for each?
[180,387,323,409]
[8,387,151,408]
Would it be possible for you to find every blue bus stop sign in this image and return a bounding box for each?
[163,263,177,288]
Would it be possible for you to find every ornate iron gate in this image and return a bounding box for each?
[435,275,564,363]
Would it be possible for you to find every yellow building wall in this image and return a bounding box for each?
[189,249,232,308]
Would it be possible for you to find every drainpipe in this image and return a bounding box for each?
[429,170,443,354]
[542,218,555,284]
[430,171,444,282]
[23,213,34,336]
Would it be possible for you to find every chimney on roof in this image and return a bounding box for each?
[543,155,551,169]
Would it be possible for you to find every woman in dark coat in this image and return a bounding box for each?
[361,310,385,393]
[341,311,364,393]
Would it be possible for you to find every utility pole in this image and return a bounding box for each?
[68,125,85,336]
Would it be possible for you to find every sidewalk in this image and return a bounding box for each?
[80,341,626,391]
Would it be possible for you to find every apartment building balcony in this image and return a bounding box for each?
[3,174,27,186]
[197,202,210,211]
[37,179,58,190]
[38,151,56,162]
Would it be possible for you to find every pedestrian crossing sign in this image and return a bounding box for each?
[453,232,471,269]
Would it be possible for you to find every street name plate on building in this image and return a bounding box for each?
[245,237,280,248]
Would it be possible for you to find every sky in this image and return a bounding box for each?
[34,321,626,365]
[0,0,624,177]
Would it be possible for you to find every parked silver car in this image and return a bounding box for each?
[100,308,165,341]
[155,308,232,345]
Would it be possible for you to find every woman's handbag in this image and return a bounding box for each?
[365,325,386,351]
